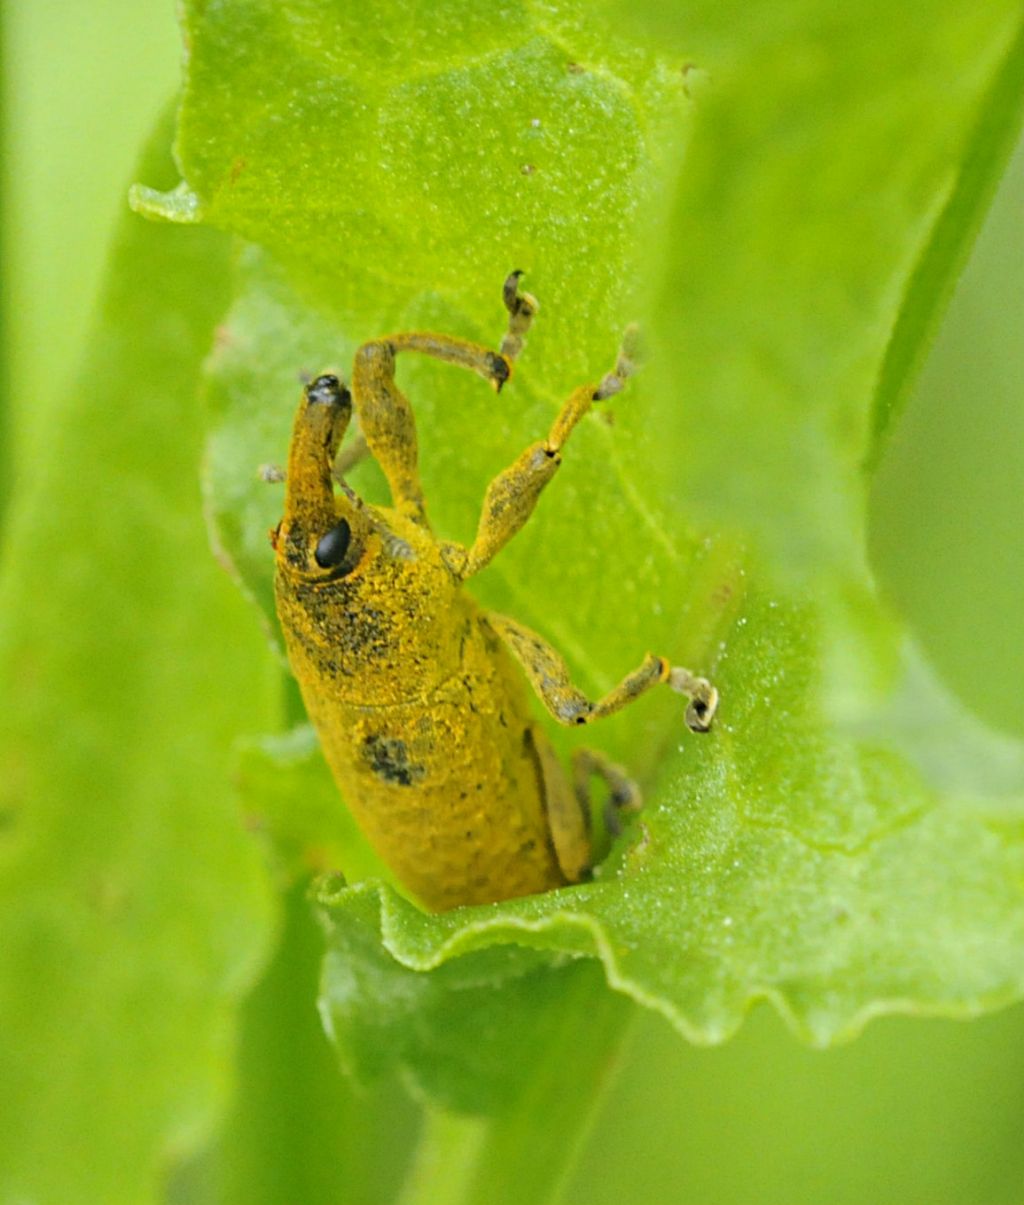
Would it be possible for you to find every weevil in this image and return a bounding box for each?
[271,273,718,911]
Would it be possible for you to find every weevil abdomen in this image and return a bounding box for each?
[282,566,567,910]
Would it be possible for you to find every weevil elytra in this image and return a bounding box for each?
[271,273,718,912]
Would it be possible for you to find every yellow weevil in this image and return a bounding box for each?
[271,273,718,911]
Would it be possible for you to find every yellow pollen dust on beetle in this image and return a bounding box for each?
[270,272,718,912]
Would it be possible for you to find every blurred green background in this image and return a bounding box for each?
[4,3,1023,1203]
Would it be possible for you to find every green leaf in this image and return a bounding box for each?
[0,114,278,1204]
[235,725,393,886]
[318,883,615,1113]
[630,0,1024,578]
[154,0,1024,1104]
[318,885,634,1205]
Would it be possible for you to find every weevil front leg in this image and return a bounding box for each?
[457,324,640,578]
[351,272,538,523]
[487,612,719,734]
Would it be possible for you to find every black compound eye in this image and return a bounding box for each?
[314,519,352,569]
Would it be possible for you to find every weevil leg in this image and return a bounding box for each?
[572,748,642,839]
[458,326,641,578]
[487,612,719,734]
[527,728,592,883]
[351,272,539,523]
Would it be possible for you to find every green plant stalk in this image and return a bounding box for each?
[867,10,1024,466]
[397,963,636,1205]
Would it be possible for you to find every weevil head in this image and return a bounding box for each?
[272,487,420,596]
[272,374,462,702]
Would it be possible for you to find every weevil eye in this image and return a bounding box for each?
[315,519,352,569]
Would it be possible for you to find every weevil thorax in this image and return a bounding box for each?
[272,375,464,707]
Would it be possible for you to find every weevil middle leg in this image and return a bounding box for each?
[486,612,719,734]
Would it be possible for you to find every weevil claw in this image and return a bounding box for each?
[668,668,719,733]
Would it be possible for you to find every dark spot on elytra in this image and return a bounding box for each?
[362,735,425,786]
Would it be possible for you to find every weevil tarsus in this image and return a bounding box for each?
[500,268,540,365]
[594,322,642,400]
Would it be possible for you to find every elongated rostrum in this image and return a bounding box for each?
[271,273,718,911]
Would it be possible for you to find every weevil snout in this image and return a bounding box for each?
[276,371,361,577]
[306,373,350,407]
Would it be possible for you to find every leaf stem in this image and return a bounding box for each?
[396,963,636,1205]
[396,1112,490,1205]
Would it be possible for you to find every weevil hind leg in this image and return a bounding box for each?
[572,748,642,840]
[526,730,645,886]
[527,727,593,884]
